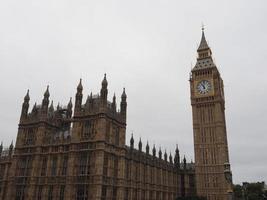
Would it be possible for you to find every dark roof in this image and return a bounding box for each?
[197,30,209,51]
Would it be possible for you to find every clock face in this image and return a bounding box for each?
[197,80,212,94]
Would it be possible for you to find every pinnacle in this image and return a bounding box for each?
[197,29,209,51]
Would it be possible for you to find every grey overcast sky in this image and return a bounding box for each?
[0,0,267,184]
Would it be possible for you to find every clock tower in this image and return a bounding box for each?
[190,29,233,200]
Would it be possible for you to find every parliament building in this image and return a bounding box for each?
[0,30,233,200]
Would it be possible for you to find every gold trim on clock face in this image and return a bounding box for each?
[194,79,214,98]
[196,80,213,95]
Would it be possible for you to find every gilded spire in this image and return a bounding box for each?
[197,27,209,52]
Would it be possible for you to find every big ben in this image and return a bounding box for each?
[190,29,233,200]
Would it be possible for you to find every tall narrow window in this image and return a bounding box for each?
[15,185,25,200]
[0,165,5,179]
[51,156,57,176]
[103,153,108,176]
[48,185,53,200]
[115,127,119,146]
[37,186,42,200]
[59,185,65,200]
[114,157,118,178]
[41,156,47,176]
[112,187,117,200]
[78,152,89,175]
[82,120,91,139]
[17,156,31,176]
[76,185,88,200]
[61,155,68,176]
[25,128,35,145]
[101,186,107,200]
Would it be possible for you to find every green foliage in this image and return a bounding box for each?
[233,182,267,200]
[234,184,243,199]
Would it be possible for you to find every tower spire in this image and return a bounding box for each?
[41,86,50,118]
[197,27,210,52]
[20,89,30,121]
[100,74,108,105]
[74,79,83,115]
[192,27,215,71]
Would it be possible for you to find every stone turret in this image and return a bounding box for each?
[183,155,187,170]
[158,147,162,159]
[146,141,149,154]
[0,142,3,156]
[120,88,127,123]
[8,141,13,157]
[20,90,30,122]
[74,79,83,115]
[67,97,73,118]
[174,145,180,169]
[169,153,173,164]
[130,134,134,149]
[100,74,108,107]
[164,150,167,161]
[152,145,156,157]
[111,93,116,113]
[41,86,50,118]
[138,138,142,151]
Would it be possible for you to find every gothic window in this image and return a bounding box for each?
[78,152,90,175]
[0,165,5,179]
[17,156,31,176]
[103,153,108,176]
[61,155,68,176]
[115,127,119,146]
[15,185,25,200]
[114,157,118,178]
[124,188,128,200]
[48,185,53,200]
[41,156,47,176]
[125,160,129,180]
[143,167,145,183]
[82,120,92,139]
[25,128,35,145]
[51,156,57,176]
[76,185,88,200]
[101,185,107,200]
[112,187,117,200]
[37,186,42,200]
[136,165,139,181]
[59,185,65,200]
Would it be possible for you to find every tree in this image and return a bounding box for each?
[234,184,243,200]
[233,182,267,200]
[176,197,206,200]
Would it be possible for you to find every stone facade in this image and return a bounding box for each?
[0,75,195,200]
[190,29,233,200]
[0,30,234,200]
